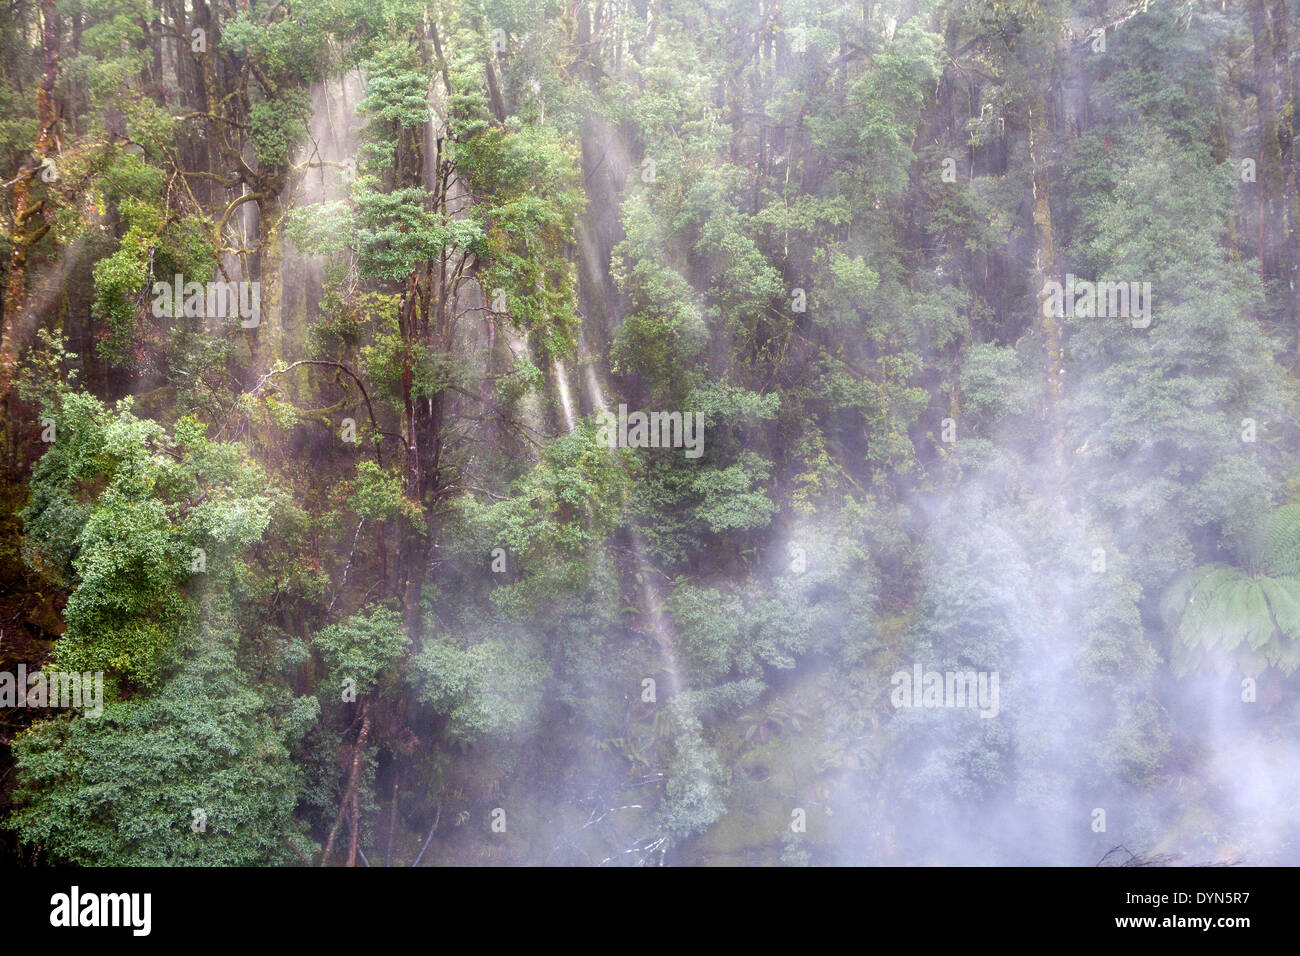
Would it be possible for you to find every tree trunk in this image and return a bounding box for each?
[1272,0,1300,338]
[1251,0,1283,286]
[1029,91,1065,470]
[322,701,371,866]
[1,0,59,397]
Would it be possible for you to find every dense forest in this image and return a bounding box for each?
[0,0,1298,867]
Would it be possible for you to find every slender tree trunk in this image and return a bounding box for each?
[251,193,283,373]
[1272,0,1300,341]
[1252,0,1283,285]
[1270,0,1299,325]
[322,701,371,866]
[385,771,399,867]
[1029,91,1065,470]
[1,0,59,397]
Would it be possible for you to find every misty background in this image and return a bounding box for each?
[0,0,1298,866]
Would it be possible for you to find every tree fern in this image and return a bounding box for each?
[1165,506,1300,676]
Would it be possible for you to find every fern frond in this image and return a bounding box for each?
[1159,566,1209,630]
[1259,577,1300,639]
[1178,566,1243,650]
[1269,634,1300,675]
[1215,578,1270,651]
[1253,504,1300,576]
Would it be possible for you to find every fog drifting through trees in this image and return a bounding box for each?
[1,0,1299,866]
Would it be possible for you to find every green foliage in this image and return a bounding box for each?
[846,22,943,197]
[1162,506,1300,676]
[960,344,1035,427]
[353,184,485,283]
[8,0,1300,868]
[457,123,586,357]
[8,623,316,866]
[91,198,162,363]
[346,461,423,528]
[689,452,778,534]
[413,630,548,743]
[357,46,431,128]
[313,606,409,696]
[22,393,274,688]
[454,423,627,614]
[657,710,728,841]
[1065,132,1286,587]
[249,91,312,171]
[610,195,708,399]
